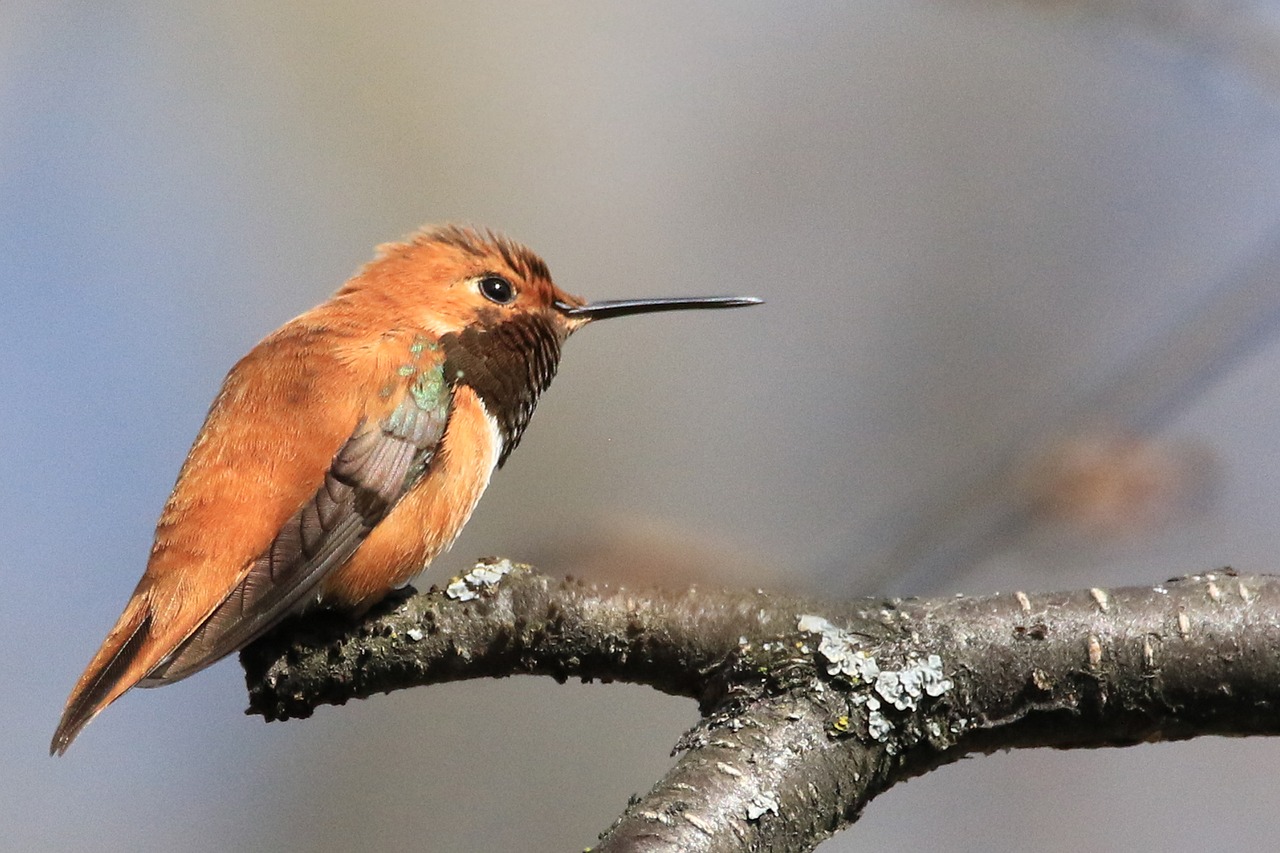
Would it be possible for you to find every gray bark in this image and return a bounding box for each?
[242,560,1280,852]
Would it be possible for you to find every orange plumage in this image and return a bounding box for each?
[52,225,759,754]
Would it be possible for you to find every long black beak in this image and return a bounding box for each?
[555,295,762,321]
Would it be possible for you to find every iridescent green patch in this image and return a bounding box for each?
[411,363,448,413]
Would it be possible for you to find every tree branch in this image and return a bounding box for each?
[241,560,1280,852]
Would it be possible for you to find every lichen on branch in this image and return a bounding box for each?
[241,561,1280,853]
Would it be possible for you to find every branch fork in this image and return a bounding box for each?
[241,561,1280,852]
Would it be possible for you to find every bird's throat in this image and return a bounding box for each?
[438,313,565,466]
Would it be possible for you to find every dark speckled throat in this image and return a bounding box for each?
[439,312,565,466]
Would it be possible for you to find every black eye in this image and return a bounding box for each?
[478,275,516,305]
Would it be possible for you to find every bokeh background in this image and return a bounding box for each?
[9,2,1280,850]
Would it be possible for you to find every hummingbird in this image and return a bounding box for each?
[51,224,759,755]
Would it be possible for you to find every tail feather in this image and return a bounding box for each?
[51,601,155,756]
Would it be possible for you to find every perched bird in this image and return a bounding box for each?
[52,224,759,754]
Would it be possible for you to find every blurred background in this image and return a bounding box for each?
[8,1,1280,850]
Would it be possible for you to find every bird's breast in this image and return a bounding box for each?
[317,384,503,607]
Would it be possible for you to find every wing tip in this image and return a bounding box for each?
[50,606,154,756]
[50,678,114,756]
[49,715,88,757]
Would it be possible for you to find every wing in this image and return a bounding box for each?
[51,332,451,755]
[144,369,451,683]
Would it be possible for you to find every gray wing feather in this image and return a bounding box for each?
[142,383,450,684]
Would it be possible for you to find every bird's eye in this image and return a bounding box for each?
[478,275,516,305]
